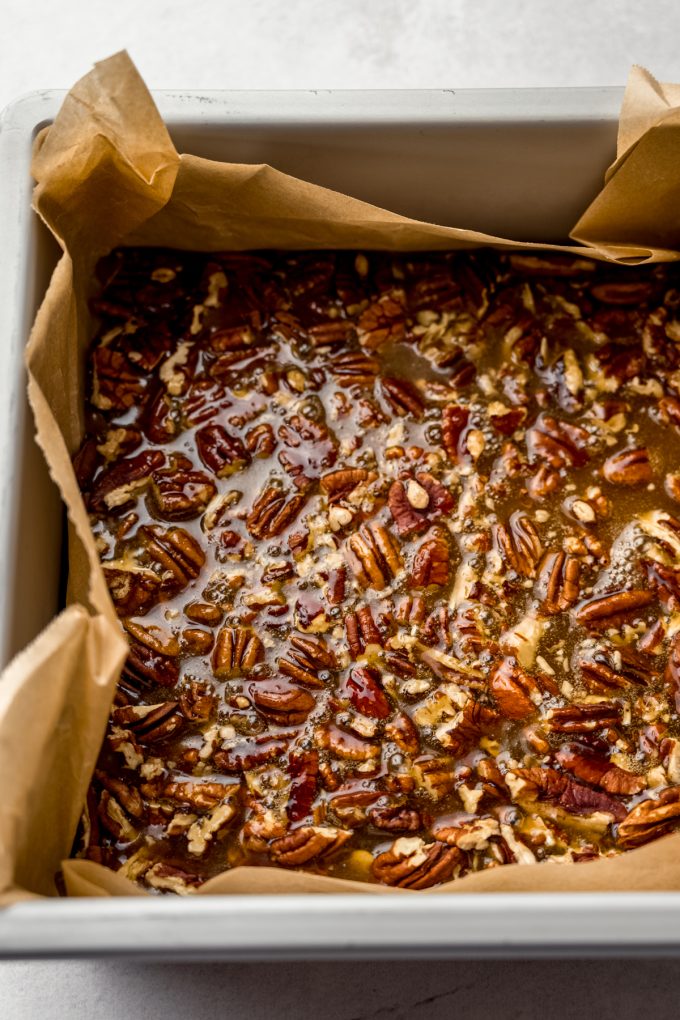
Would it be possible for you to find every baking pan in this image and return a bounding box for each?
[4,86,680,959]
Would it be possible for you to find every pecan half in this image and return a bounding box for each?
[343,665,392,720]
[279,634,337,686]
[103,564,161,617]
[316,724,380,761]
[356,289,406,350]
[320,467,376,503]
[545,703,622,733]
[602,448,653,486]
[214,737,289,772]
[617,788,680,847]
[112,702,184,743]
[413,756,456,801]
[527,415,589,469]
[578,644,651,692]
[642,559,680,611]
[90,450,165,512]
[149,468,216,521]
[574,590,655,628]
[246,483,307,539]
[331,350,379,386]
[250,680,316,726]
[212,626,263,677]
[140,525,205,593]
[196,424,250,477]
[159,780,233,812]
[555,744,646,795]
[91,346,145,411]
[329,789,381,828]
[380,377,424,419]
[179,680,216,722]
[345,606,383,657]
[388,474,454,537]
[537,551,580,615]
[441,404,470,462]
[496,512,543,577]
[245,422,277,457]
[490,657,541,720]
[369,805,424,833]
[443,702,501,755]
[385,712,421,754]
[411,529,450,587]
[510,767,626,821]
[372,837,464,889]
[287,749,319,822]
[269,825,352,867]
[120,639,179,696]
[347,521,402,589]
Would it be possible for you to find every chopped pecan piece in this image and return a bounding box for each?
[90,450,165,512]
[617,788,680,847]
[179,680,216,721]
[496,512,543,577]
[380,377,424,419]
[555,744,645,795]
[385,712,421,754]
[347,521,402,589]
[287,749,319,823]
[214,737,289,772]
[103,564,161,617]
[144,863,203,895]
[372,837,464,889]
[642,558,680,611]
[602,447,653,486]
[279,634,337,687]
[212,626,263,677]
[245,422,277,457]
[442,702,501,755]
[490,657,541,720]
[537,551,580,615]
[120,640,179,696]
[269,825,352,867]
[411,529,450,587]
[250,680,316,726]
[388,474,454,537]
[574,590,655,629]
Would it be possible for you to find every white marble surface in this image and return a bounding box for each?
[4,1,680,1016]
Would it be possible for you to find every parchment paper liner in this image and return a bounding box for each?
[3,52,680,900]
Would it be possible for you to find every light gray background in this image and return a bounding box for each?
[3,1,680,1017]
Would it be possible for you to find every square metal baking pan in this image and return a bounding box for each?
[2,86,680,959]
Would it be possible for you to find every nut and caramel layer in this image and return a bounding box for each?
[75,248,680,894]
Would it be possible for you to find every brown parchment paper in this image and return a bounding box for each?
[6,51,680,901]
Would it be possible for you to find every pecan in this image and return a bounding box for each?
[97,791,138,842]
[413,756,456,801]
[214,736,289,772]
[112,702,184,743]
[331,350,379,386]
[120,639,179,696]
[665,635,680,713]
[245,422,277,457]
[196,424,250,476]
[103,564,161,617]
[308,319,354,348]
[546,703,622,733]
[357,289,406,351]
[537,551,580,615]
[149,468,216,521]
[579,644,651,692]
[526,415,589,469]
[496,512,543,577]
[372,837,464,889]
[591,280,655,304]
[343,665,392,720]
[508,253,596,277]
[411,530,450,587]
[179,680,216,722]
[641,558,680,611]
[250,680,316,725]
[487,403,527,436]
[602,447,653,486]
[91,346,145,411]
[140,525,205,593]
[388,474,453,537]
[659,395,680,429]
[279,634,337,686]
[90,450,165,512]
[95,771,145,819]
[159,780,232,812]
[385,712,421,754]
[369,805,424,833]
[617,788,680,847]
[316,724,380,761]
[180,627,214,656]
[320,467,376,503]
[184,601,222,626]
[345,606,383,657]
[329,789,381,827]
[287,749,319,822]
[269,825,352,867]
[380,377,424,419]
[510,767,626,821]
[442,702,502,755]
[144,862,203,895]
[555,744,646,795]
[490,657,541,720]
[347,522,402,589]
[212,627,263,677]
[574,590,655,628]
[441,404,469,462]
[246,483,307,539]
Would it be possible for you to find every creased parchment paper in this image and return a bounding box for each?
[4,52,680,900]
